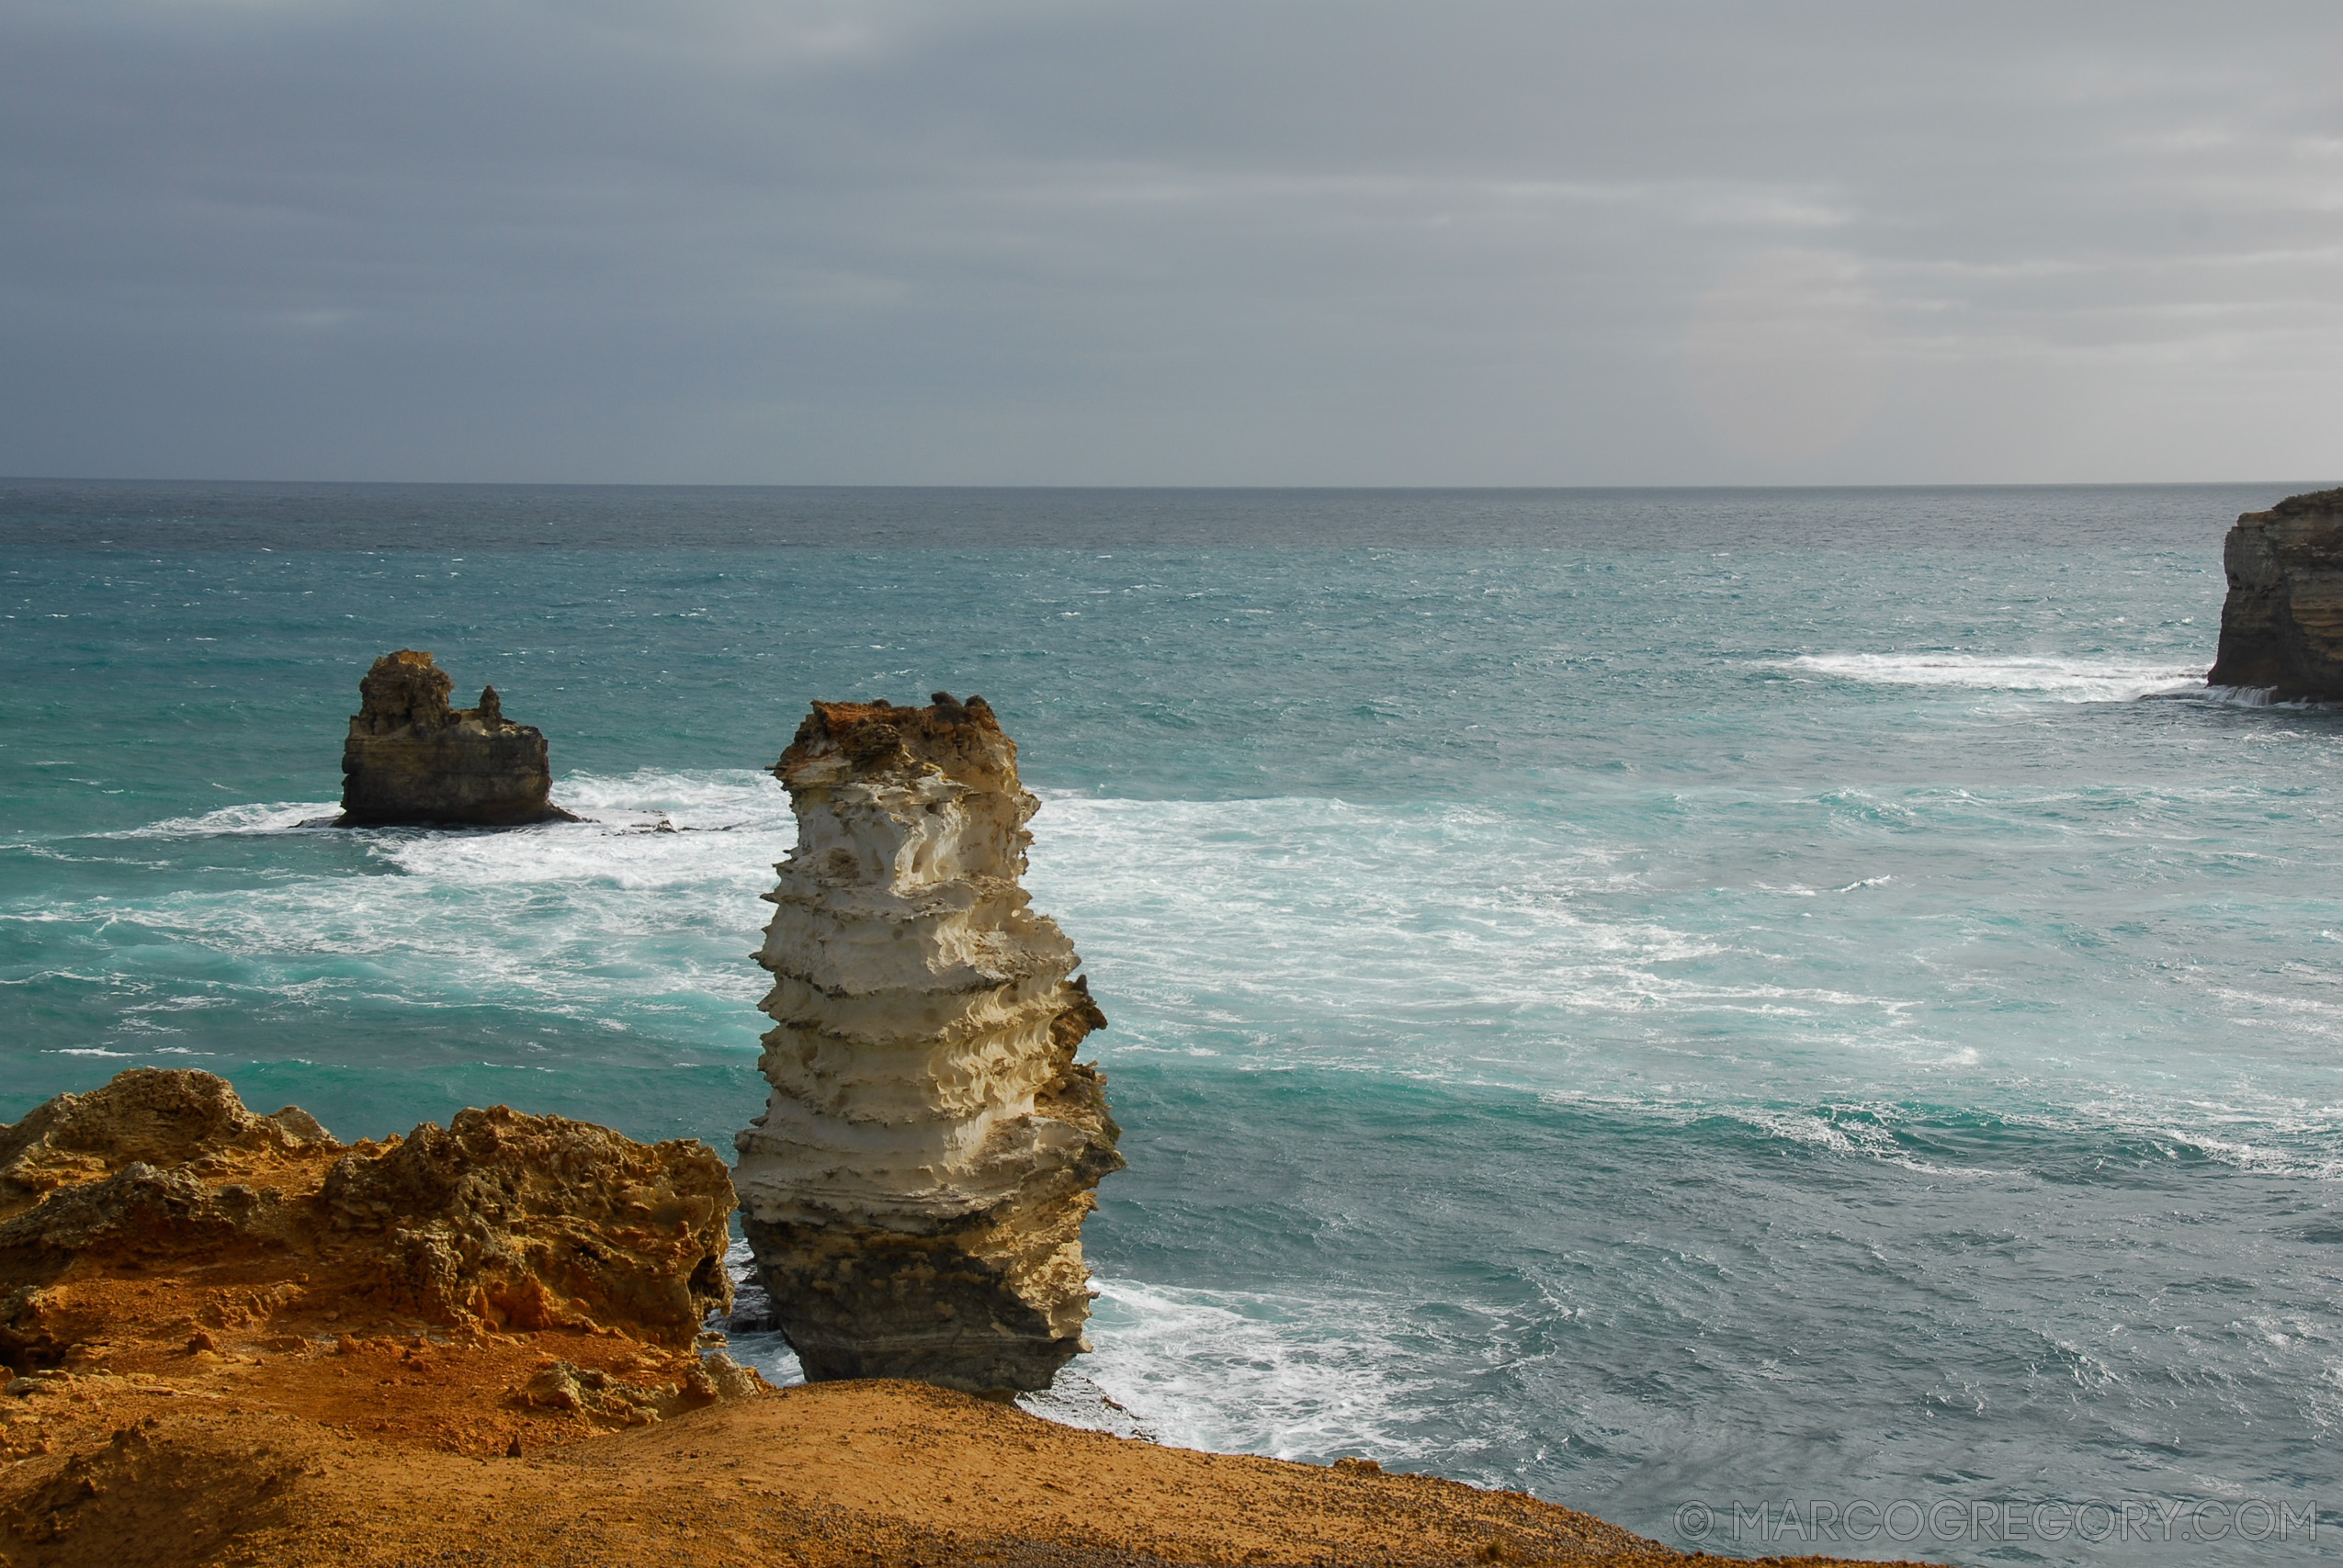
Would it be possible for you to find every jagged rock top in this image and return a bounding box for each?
[2264,487,2343,518]
[351,649,516,738]
[0,1068,330,1223]
[356,649,458,734]
[1,1069,732,1357]
[775,693,1018,793]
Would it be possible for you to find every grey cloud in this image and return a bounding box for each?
[2,0,2339,483]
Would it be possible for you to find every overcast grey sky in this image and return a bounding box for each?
[4,1,2340,484]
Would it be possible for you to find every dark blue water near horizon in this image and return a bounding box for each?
[6,480,2341,1562]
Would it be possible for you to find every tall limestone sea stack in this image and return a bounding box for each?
[2209,487,2343,700]
[732,694,1122,1393]
[338,649,577,827]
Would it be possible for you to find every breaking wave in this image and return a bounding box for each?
[1785,652,2206,703]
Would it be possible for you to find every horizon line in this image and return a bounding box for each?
[3,476,2333,494]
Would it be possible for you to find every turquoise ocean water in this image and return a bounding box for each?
[4,482,2339,1562]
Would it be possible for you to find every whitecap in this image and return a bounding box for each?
[372,769,791,893]
[1066,1277,1436,1462]
[116,801,341,838]
[1783,652,2205,703]
[45,770,797,1025]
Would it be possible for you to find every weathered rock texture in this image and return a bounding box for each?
[339,649,577,826]
[2209,488,2343,699]
[733,694,1122,1393]
[0,1068,734,1371]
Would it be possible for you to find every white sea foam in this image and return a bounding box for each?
[717,1256,1426,1461]
[54,773,2343,1179]
[121,800,341,837]
[375,769,792,892]
[1061,1278,1435,1461]
[1024,792,1921,1084]
[46,770,797,1027]
[1784,652,2206,702]
[1022,790,2343,1178]
[713,1237,807,1390]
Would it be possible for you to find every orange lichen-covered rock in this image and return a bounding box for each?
[0,1070,732,1371]
[0,1066,329,1223]
[315,1105,733,1339]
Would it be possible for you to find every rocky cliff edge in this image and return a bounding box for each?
[2209,487,2343,699]
[0,1070,742,1436]
[0,1071,1903,1568]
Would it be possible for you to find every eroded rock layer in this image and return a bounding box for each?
[733,694,1122,1393]
[2210,488,2343,699]
[339,649,577,826]
[0,1068,734,1371]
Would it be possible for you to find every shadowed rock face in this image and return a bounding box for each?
[733,694,1123,1395]
[2210,489,2343,699]
[338,649,576,827]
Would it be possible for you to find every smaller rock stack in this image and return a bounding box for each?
[2210,488,2343,700]
[734,694,1122,1394]
[338,649,576,827]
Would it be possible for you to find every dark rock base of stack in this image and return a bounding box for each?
[337,649,578,827]
[744,1059,1122,1394]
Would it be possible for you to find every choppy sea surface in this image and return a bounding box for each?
[5,481,2340,1563]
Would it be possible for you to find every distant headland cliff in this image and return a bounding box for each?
[338,649,576,827]
[2210,488,2343,700]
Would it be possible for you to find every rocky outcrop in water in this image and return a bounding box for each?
[0,1068,733,1370]
[339,649,576,826]
[2210,488,2343,699]
[732,694,1122,1393]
